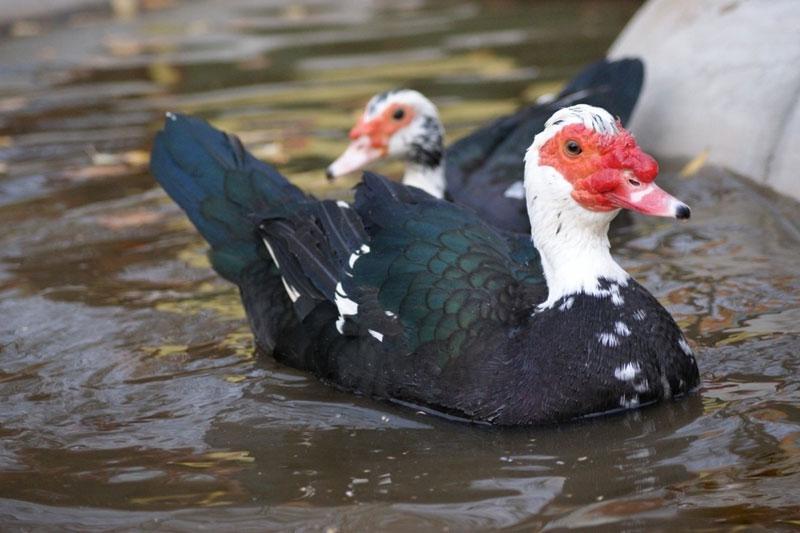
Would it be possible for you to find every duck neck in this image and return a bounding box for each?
[526,167,629,309]
[403,162,446,199]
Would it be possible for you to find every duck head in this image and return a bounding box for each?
[526,104,689,221]
[327,89,446,198]
[525,104,690,308]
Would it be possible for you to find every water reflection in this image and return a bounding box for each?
[1,0,800,530]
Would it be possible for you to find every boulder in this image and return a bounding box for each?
[610,0,800,201]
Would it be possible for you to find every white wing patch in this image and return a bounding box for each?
[619,395,640,409]
[615,362,649,394]
[558,296,575,312]
[348,244,371,269]
[262,237,280,268]
[503,180,526,199]
[368,329,384,342]
[597,332,620,348]
[334,282,359,334]
[614,362,641,381]
[678,337,693,357]
[263,236,300,303]
[281,278,301,303]
[614,321,631,337]
[596,282,625,306]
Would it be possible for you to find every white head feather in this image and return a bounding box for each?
[363,89,446,198]
[524,105,628,309]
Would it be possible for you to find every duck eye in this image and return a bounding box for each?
[564,140,582,156]
[628,178,641,186]
[392,108,405,121]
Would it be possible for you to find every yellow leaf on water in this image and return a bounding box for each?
[149,61,181,86]
[111,0,139,19]
[97,209,164,230]
[282,4,309,20]
[11,20,42,37]
[174,461,215,468]
[177,248,211,269]
[129,489,234,508]
[122,149,150,166]
[91,152,122,165]
[198,490,233,507]
[61,164,131,181]
[151,344,188,358]
[0,97,28,113]
[680,149,710,178]
[224,375,246,383]
[87,149,148,167]
[223,330,255,359]
[205,450,255,462]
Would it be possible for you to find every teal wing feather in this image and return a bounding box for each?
[349,174,545,367]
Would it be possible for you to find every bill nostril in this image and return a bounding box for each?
[676,204,691,220]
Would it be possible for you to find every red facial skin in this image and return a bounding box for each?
[349,103,415,154]
[538,123,677,216]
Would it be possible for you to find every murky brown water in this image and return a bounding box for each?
[1,0,800,530]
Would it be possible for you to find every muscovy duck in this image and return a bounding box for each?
[150,104,699,426]
[326,58,644,233]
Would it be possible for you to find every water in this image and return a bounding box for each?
[1,0,800,530]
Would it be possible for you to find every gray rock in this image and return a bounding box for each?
[610,0,800,201]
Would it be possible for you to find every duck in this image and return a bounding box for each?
[326,58,644,233]
[150,104,699,426]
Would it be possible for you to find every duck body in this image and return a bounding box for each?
[264,185,697,425]
[151,108,699,426]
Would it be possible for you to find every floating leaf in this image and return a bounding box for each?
[150,344,188,358]
[205,451,254,462]
[97,209,164,230]
[680,149,709,178]
[149,61,181,86]
[173,461,215,469]
[111,0,139,19]
[11,20,42,37]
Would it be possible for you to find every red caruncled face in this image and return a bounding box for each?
[538,123,683,217]
[349,103,416,154]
